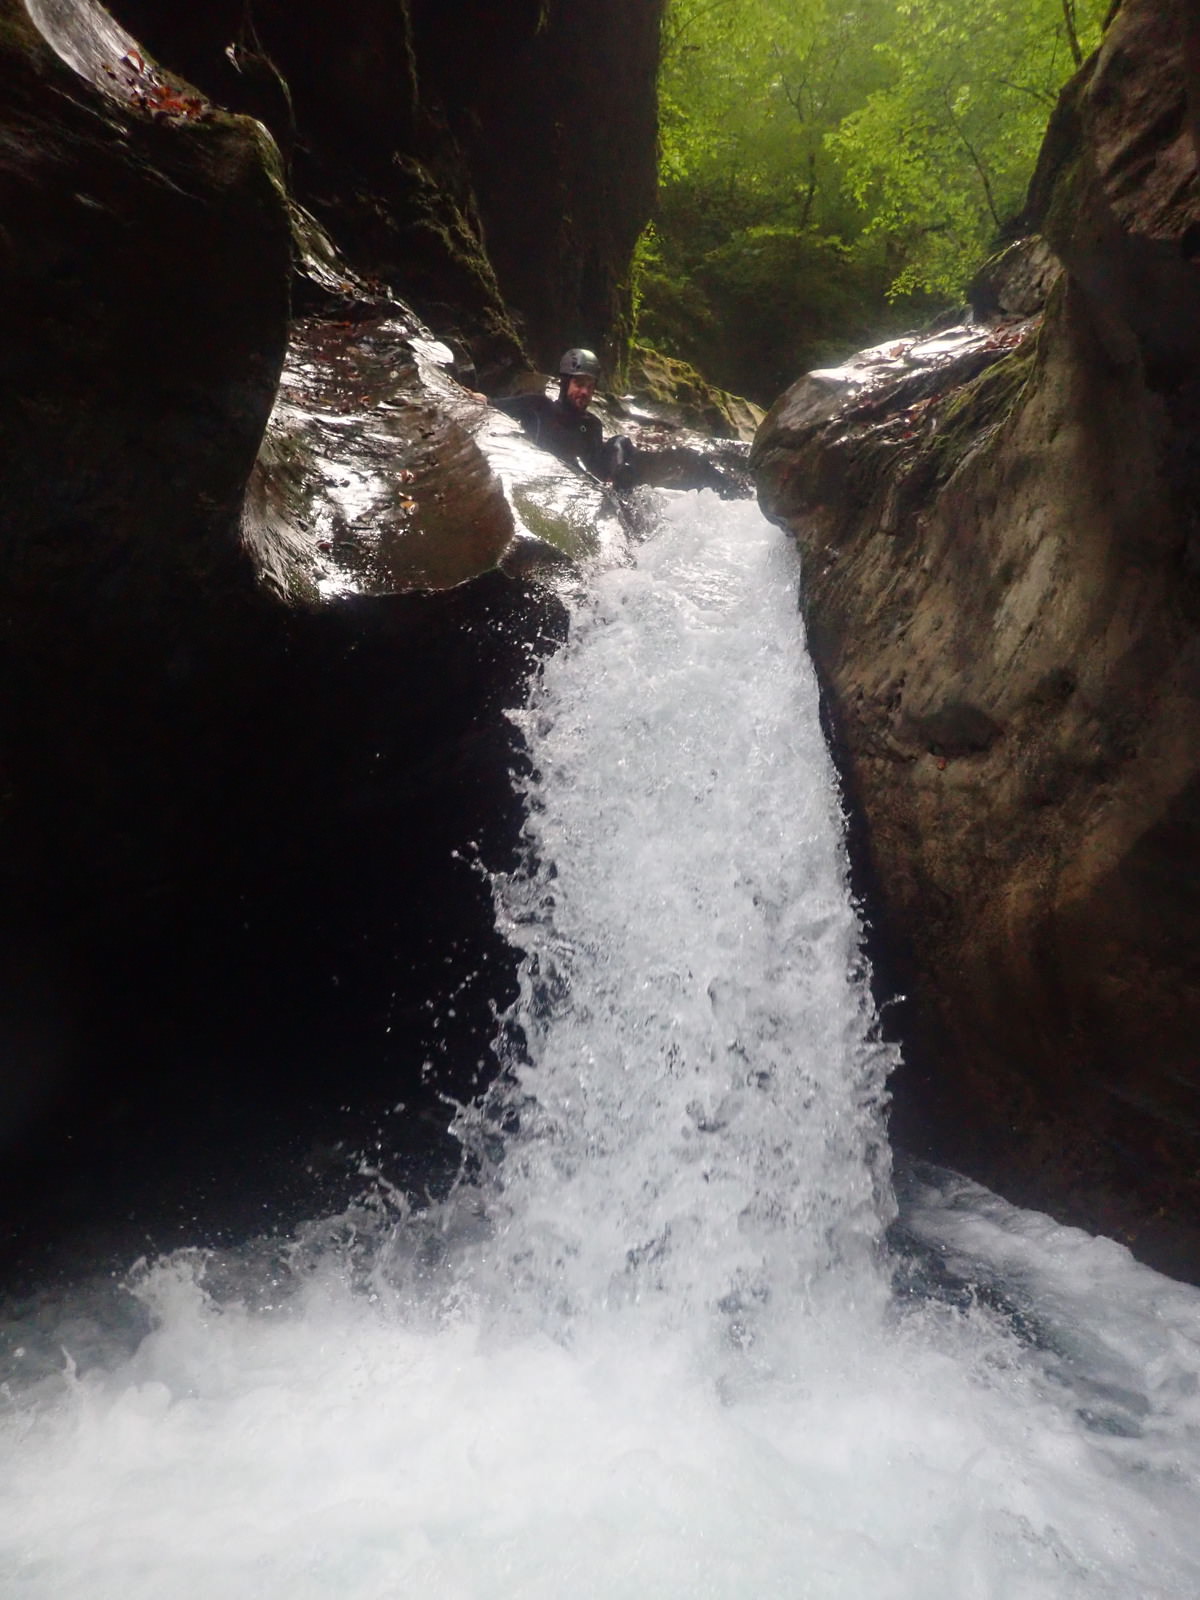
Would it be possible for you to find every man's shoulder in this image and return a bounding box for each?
[493,390,554,421]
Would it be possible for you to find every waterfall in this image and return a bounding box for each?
[1,492,1199,1598]
[451,488,893,1343]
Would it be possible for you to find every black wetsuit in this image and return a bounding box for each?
[493,392,613,479]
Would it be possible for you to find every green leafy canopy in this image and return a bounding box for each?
[829,0,1110,295]
[642,0,1110,399]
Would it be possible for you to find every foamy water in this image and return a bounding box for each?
[2,493,1198,1598]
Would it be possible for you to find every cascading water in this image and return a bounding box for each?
[2,492,1199,1598]
[453,486,894,1342]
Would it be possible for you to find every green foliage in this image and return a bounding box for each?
[641,0,1110,398]
[646,0,906,399]
[636,213,918,403]
[659,0,894,236]
[830,0,1111,297]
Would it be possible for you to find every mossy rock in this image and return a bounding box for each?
[626,343,764,443]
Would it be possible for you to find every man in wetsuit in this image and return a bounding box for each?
[494,348,635,487]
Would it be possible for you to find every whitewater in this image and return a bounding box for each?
[1,492,1199,1598]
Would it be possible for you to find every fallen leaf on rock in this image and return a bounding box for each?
[139,83,206,118]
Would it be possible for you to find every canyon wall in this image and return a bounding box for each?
[754,0,1200,1276]
[103,0,666,383]
[0,0,659,1279]
[12,0,1200,1283]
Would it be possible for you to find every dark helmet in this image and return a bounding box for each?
[559,347,601,380]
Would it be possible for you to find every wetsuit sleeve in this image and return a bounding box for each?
[577,414,609,478]
[600,434,638,491]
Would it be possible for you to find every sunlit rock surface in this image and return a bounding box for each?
[246,315,515,600]
[753,318,1039,494]
[754,0,1200,1279]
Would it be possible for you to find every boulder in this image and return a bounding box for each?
[624,344,765,444]
[753,0,1200,1279]
[246,314,516,600]
[969,236,1062,323]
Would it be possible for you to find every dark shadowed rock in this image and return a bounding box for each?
[0,0,284,1241]
[103,0,667,383]
[0,0,291,946]
[410,0,666,376]
[0,0,570,1284]
[2,0,291,595]
[754,0,1200,1280]
[100,0,520,381]
[969,236,1062,323]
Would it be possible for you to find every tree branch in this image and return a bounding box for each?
[1061,0,1084,68]
[663,0,741,61]
[991,76,1058,108]
[941,89,1002,230]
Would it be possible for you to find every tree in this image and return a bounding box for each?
[641,0,1112,398]
[828,0,1111,296]
[645,0,903,398]
[658,0,894,239]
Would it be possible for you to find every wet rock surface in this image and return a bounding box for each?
[11,0,1200,1298]
[754,0,1200,1279]
[246,314,515,600]
[0,0,572,1286]
[603,403,755,501]
[0,0,702,1292]
[2,0,290,594]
